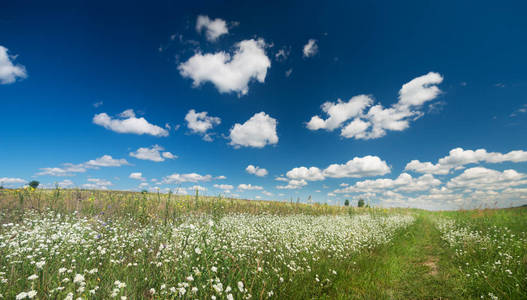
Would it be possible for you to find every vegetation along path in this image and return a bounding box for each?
[322,213,463,299]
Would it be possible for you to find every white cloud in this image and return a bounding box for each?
[238,183,263,190]
[405,148,527,175]
[93,109,169,137]
[82,178,112,190]
[163,173,212,184]
[276,179,307,190]
[397,72,444,107]
[335,173,441,194]
[188,185,207,192]
[36,167,76,177]
[246,165,268,177]
[307,72,444,140]
[275,47,290,62]
[214,184,233,191]
[0,177,26,185]
[130,145,176,162]
[285,69,293,77]
[262,190,273,196]
[446,167,527,191]
[323,156,391,178]
[57,179,74,188]
[93,101,103,108]
[85,155,129,167]
[178,39,271,96]
[306,95,373,131]
[196,15,229,42]
[185,109,221,141]
[303,39,318,58]
[286,167,325,181]
[0,45,27,84]
[37,155,128,177]
[229,112,278,148]
[129,172,145,181]
[282,156,390,190]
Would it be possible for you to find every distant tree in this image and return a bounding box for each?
[358,198,365,207]
[141,189,148,194]
[344,199,350,206]
[28,180,40,189]
[0,185,3,190]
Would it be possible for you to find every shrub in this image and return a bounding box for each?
[358,198,365,207]
[28,180,40,189]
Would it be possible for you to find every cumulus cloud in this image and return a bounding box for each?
[163,173,212,184]
[214,184,233,191]
[93,109,169,137]
[130,145,177,162]
[281,156,390,189]
[82,178,112,190]
[446,167,527,191]
[196,15,229,42]
[229,112,278,148]
[0,45,27,84]
[323,156,391,178]
[286,156,390,183]
[286,167,325,181]
[334,173,441,194]
[246,165,268,177]
[85,155,129,167]
[238,183,263,190]
[57,179,74,188]
[276,179,307,190]
[178,39,271,96]
[307,95,373,131]
[129,172,145,181]
[307,72,444,139]
[303,39,318,58]
[0,177,26,186]
[37,155,128,176]
[405,148,527,175]
[185,109,221,141]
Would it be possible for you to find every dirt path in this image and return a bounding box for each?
[324,214,462,299]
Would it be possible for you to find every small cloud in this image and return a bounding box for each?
[303,39,318,58]
[0,45,27,84]
[510,104,527,117]
[130,145,177,162]
[93,101,103,108]
[494,82,505,88]
[129,172,146,181]
[275,46,290,62]
[285,69,293,77]
[196,15,229,42]
[246,165,268,177]
[93,109,169,137]
[185,109,221,141]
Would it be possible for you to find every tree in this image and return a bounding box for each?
[28,180,40,189]
[358,198,365,207]
[344,199,350,206]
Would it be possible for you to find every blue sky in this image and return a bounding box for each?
[1,1,527,209]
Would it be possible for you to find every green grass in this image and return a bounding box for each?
[314,213,462,299]
[0,188,526,299]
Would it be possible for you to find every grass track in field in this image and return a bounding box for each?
[319,214,463,299]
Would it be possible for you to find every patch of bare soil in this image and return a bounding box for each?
[423,257,438,276]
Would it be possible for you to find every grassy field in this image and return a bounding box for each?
[0,188,526,299]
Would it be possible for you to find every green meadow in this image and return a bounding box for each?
[1,188,526,299]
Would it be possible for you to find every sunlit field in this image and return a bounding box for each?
[1,188,526,299]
